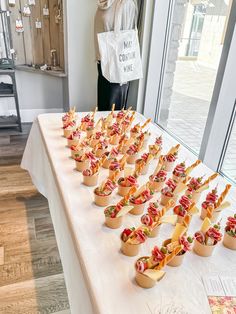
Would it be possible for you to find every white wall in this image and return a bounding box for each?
[66,0,97,112]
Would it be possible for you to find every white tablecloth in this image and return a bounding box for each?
[21,112,236,314]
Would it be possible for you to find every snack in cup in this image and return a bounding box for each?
[109,155,127,179]
[121,226,149,257]
[163,144,180,172]
[75,151,96,172]
[223,214,236,250]
[62,107,76,127]
[126,138,144,164]
[129,183,154,215]
[135,152,153,175]
[185,173,218,203]
[63,120,76,138]
[94,139,109,158]
[89,131,106,148]
[193,218,222,257]
[67,129,81,147]
[117,174,139,197]
[149,135,163,159]
[160,178,178,206]
[173,195,197,223]
[102,146,120,169]
[104,187,136,229]
[82,157,105,187]
[94,170,119,206]
[135,244,182,288]
[80,109,96,131]
[141,200,175,237]
[172,160,201,183]
[200,184,231,222]
[130,119,151,139]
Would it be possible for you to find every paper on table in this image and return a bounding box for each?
[202,275,225,297]
[203,275,236,297]
[220,276,236,297]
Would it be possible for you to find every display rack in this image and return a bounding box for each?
[0,8,22,132]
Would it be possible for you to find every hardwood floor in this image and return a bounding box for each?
[0,125,70,314]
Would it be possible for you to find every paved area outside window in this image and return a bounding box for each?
[161,60,236,182]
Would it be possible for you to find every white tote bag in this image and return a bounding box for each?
[97,1,143,84]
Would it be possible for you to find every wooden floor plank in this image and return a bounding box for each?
[0,124,70,312]
[0,274,70,314]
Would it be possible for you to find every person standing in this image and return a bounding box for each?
[94,0,137,111]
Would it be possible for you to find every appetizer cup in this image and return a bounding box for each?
[63,128,74,138]
[160,193,177,207]
[95,148,107,158]
[135,257,165,289]
[127,153,140,164]
[149,224,161,238]
[163,161,175,172]
[105,216,123,229]
[110,134,120,145]
[67,138,79,147]
[121,238,140,257]
[149,176,165,192]
[193,239,216,257]
[83,173,99,187]
[109,169,124,180]
[185,190,201,203]
[76,159,90,172]
[223,232,236,250]
[86,129,94,138]
[129,202,146,216]
[118,185,133,197]
[163,239,184,267]
[135,162,149,175]
[94,189,113,207]
[103,158,112,169]
[200,207,220,223]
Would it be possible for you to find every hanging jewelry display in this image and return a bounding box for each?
[35,18,42,29]
[15,18,24,33]
[42,5,49,17]
[22,4,31,17]
[8,0,16,7]
[28,0,36,5]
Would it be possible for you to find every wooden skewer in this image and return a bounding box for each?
[196,173,218,192]
[214,184,231,209]
[185,159,201,175]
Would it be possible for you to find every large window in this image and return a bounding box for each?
[157,0,232,154]
[143,0,236,184]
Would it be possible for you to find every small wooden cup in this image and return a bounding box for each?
[110,134,120,145]
[160,193,177,206]
[94,191,112,207]
[105,216,123,229]
[163,161,175,172]
[83,173,99,187]
[135,162,149,175]
[118,184,132,197]
[86,129,94,138]
[121,145,129,154]
[121,239,140,256]
[129,202,146,215]
[149,224,161,238]
[67,138,79,147]
[75,160,90,172]
[149,177,165,192]
[95,148,107,158]
[223,232,236,250]
[185,190,201,203]
[103,158,112,169]
[193,239,216,257]
[200,207,220,223]
[172,174,186,183]
[163,239,185,267]
[63,128,74,138]
[109,169,124,180]
[127,153,139,164]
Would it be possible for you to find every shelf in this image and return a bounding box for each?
[0,93,14,98]
[16,65,67,78]
[0,115,20,130]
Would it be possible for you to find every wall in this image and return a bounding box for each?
[66,0,97,112]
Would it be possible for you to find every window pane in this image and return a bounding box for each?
[157,0,232,154]
[221,118,236,183]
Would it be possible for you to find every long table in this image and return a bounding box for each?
[21,112,236,314]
